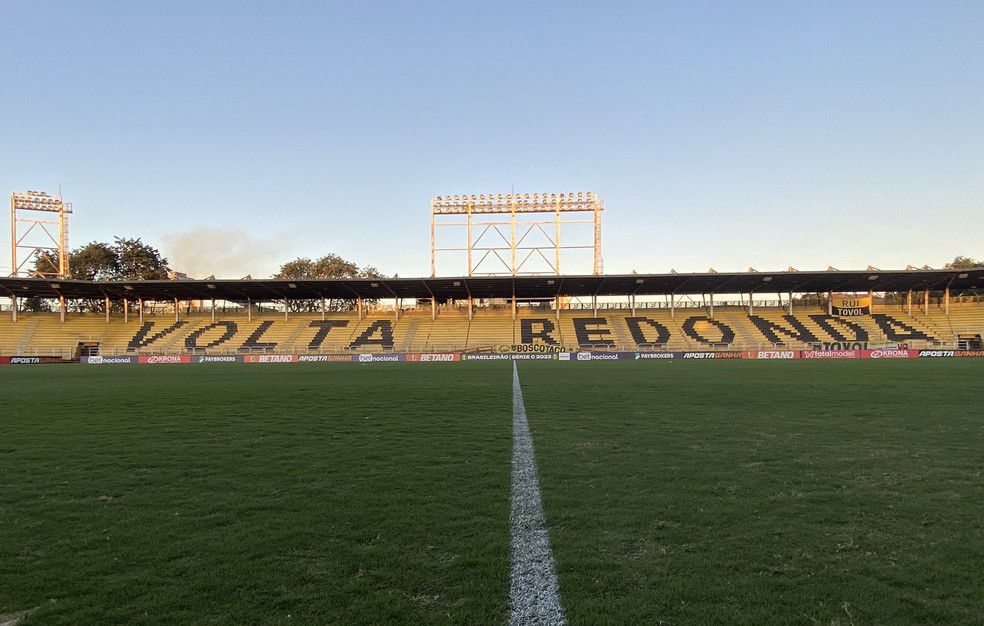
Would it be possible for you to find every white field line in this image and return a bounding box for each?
[510,361,566,625]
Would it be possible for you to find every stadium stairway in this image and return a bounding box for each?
[0,317,37,354]
[423,310,469,352]
[465,309,515,351]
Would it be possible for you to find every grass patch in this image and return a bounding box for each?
[518,359,984,625]
[0,363,511,625]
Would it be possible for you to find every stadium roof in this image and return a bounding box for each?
[1,268,982,302]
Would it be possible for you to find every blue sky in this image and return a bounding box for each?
[2,1,982,278]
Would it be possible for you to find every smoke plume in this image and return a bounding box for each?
[161,227,290,279]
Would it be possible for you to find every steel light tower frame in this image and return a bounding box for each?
[430,192,603,277]
[10,190,72,277]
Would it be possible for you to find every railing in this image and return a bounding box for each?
[97,336,957,357]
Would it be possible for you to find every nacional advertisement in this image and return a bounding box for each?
[575,352,632,361]
[82,355,137,364]
[356,353,405,363]
[831,293,872,316]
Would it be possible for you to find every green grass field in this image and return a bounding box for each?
[2,360,982,625]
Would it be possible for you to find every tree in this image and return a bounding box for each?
[945,255,981,270]
[113,237,170,280]
[945,256,982,297]
[274,254,384,311]
[71,242,119,281]
[30,237,171,312]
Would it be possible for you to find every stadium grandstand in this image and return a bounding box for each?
[1,267,982,360]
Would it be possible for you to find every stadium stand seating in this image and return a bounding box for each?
[0,302,978,357]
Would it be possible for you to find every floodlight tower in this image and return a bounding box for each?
[430,192,604,277]
[10,190,72,277]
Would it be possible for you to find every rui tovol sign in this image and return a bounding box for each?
[831,294,871,316]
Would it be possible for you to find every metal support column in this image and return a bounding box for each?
[60,294,66,323]
[357,297,363,321]
[174,298,179,322]
[945,286,950,316]
[906,290,912,316]
[924,290,929,314]
[431,297,436,321]
[321,297,326,321]
[138,297,143,323]
[556,296,561,321]
[468,296,473,321]
[105,296,111,323]
[670,293,675,319]
[124,298,129,324]
[630,294,635,317]
[827,291,832,315]
[592,295,597,318]
[788,292,793,315]
[11,295,17,322]
[511,292,516,321]
[555,206,561,274]
[510,202,517,275]
[430,206,436,277]
[709,293,714,319]
[211,298,216,322]
[395,298,400,322]
[748,293,753,316]
[284,300,289,322]
[247,298,252,323]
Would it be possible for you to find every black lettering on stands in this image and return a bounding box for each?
[308,320,350,349]
[572,317,614,347]
[126,321,188,351]
[520,318,559,345]
[748,315,820,344]
[871,314,932,341]
[241,320,278,351]
[349,320,394,348]
[185,321,238,350]
[681,316,736,345]
[808,314,869,342]
[624,317,670,345]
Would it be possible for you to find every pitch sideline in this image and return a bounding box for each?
[509,361,566,625]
